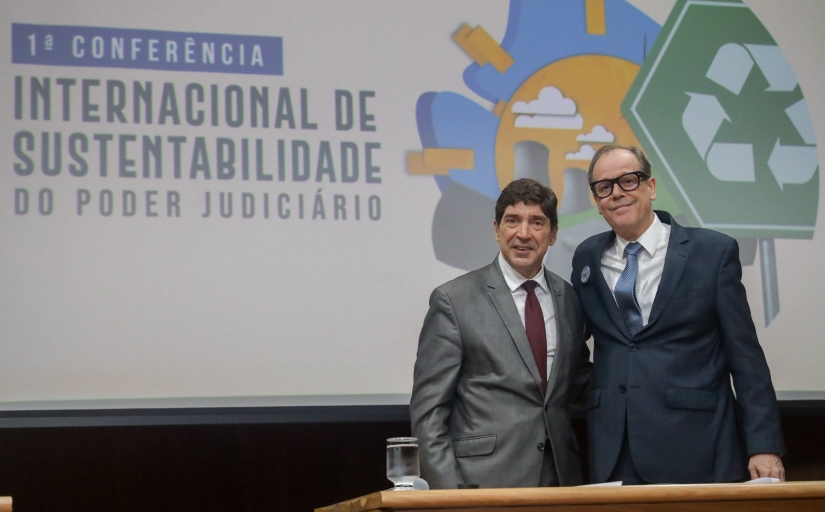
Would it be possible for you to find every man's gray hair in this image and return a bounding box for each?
[588,144,652,183]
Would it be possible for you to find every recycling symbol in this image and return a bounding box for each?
[682,43,818,189]
[622,0,820,326]
[622,0,818,241]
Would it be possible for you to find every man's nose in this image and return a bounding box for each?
[516,222,530,237]
[610,181,625,199]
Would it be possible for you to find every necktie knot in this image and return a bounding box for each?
[624,241,643,258]
[522,280,538,294]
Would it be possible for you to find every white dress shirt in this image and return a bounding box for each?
[498,253,557,379]
[601,214,671,325]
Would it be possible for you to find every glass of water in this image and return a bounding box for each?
[386,437,419,490]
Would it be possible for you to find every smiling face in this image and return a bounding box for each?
[494,201,558,279]
[592,148,657,241]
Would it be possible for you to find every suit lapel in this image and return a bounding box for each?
[544,271,564,402]
[487,263,545,396]
[645,212,690,330]
[592,232,632,340]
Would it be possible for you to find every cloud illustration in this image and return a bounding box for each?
[515,113,583,129]
[512,86,577,115]
[566,144,597,160]
[577,125,615,143]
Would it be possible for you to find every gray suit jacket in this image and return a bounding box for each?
[410,258,591,489]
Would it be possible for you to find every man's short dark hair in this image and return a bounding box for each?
[588,144,652,183]
[495,178,558,229]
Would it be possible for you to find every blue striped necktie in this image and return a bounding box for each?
[614,241,644,337]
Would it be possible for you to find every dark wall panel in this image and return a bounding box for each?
[0,414,821,512]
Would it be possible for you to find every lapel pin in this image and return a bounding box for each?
[581,266,591,284]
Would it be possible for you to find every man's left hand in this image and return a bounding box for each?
[748,453,785,481]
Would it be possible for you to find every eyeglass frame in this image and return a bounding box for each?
[589,171,651,199]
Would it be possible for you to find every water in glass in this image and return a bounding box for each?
[386,437,419,490]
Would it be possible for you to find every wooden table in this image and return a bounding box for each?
[317,481,825,512]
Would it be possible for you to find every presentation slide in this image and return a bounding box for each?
[0,0,823,414]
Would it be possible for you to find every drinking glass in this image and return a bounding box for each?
[386,437,419,490]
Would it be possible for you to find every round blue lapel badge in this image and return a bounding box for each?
[581,266,591,284]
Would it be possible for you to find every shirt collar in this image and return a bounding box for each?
[498,253,549,293]
[614,213,665,259]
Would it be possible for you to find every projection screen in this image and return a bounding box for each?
[1,0,824,425]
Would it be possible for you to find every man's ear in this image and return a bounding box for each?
[548,224,559,247]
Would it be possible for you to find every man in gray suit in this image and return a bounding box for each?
[410,179,591,489]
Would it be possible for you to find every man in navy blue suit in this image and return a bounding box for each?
[572,144,785,484]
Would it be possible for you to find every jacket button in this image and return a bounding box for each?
[619,385,627,393]
[537,442,545,451]
[544,404,548,411]
[556,289,562,296]
[629,343,636,351]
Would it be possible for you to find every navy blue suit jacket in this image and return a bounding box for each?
[572,211,784,483]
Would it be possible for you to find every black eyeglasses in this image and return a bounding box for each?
[589,171,650,198]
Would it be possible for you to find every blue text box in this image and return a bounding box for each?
[12,23,283,76]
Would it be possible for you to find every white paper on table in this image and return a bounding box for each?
[744,477,781,484]
[579,481,623,487]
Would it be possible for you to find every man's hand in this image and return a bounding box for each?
[748,453,785,481]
